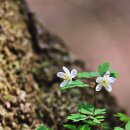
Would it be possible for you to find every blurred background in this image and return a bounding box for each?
[26,0,130,115]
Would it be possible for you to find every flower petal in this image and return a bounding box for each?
[71,69,77,78]
[104,71,110,78]
[57,72,65,78]
[96,77,103,83]
[107,77,116,83]
[63,66,71,76]
[105,85,112,92]
[96,84,102,91]
[60,80,68,87]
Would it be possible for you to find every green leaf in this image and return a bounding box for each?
[110,70,119,78]
[79,124,90,130]
[36,124,51,130]
[77,72,100,78]
[98,62,110,76]
[78,104,106,125]
[125,121,130,130]
[95,116,105,119]
[84,120,97,126]
[93,109,106,124]
[67,114,87,122]
[61,80,89,90]
[114,127,124,130]
[93,118,101,124]
[114,113,130,122]
[102,122,112,130]
[78,104,105,124]
[64,124,77,130]
[79,104,94,115]
[94,109,106,115]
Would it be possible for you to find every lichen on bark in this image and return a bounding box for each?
[0,0,125,130]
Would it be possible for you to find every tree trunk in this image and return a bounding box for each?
[0,0,124,130]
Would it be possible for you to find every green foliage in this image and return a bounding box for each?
[67,114,87,122]
[61,80,89,90]
[114,118,130,130]
[114,127,124,130]
[98,62,118,78]
[79,104,94,115]
[102,123,112,130]
[94,108,106,115]
[110,70,119,78]
[79,124,91,130]
[79,104,106,124]
[64,124,90,130]
[125,121,130,130]
[57,62,120,130]
[36,124,51,130]
[77,71,118,79]
[64,124,77,130]
[77,62,118,79]
[114,113,130,122]
[66,104,106,125]
[98,62,110,76]
[77,72,100,78]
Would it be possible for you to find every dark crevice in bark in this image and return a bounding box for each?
[17,0,42,53]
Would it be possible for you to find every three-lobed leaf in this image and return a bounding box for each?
[98,62,110,76]
[67,114,87,122]
[78,70,118,79]
[79,104,94,115]
[79,104,106,124]
[114,113,130,122]
[94,109,106,115]
[61,80,89,90]
[77,72,100,78]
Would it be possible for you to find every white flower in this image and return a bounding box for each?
[96,71,116,92]
[57,66,77,87]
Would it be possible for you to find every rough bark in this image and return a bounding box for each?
[0,0,124,130]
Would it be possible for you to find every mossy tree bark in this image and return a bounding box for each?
[0,0,124,130]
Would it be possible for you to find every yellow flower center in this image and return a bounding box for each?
[63,74,70,80]
[101,79,107,87]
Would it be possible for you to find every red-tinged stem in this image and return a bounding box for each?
[98,125,103,130]
[94,88,103,130]
[94,88,98,108]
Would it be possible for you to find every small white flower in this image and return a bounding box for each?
[57,66,77,87]
[96,71,116,92]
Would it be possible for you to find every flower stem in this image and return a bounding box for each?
[94,88,98,108]
[94,88,103,130]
